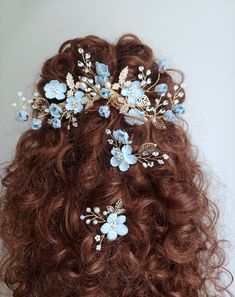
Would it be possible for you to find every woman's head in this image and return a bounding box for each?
[0,34,233,296]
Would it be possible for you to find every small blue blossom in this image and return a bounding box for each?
[100,213,128,241]
[100,88,112,99]
[43,80,67,100]
[99,105,110,118]
[163,110,177,122]
[158,59,168,71]
[49,117,61,129]
[16,110,28,122]
[155,83,168,95]
[49,103,62,118]
[172,104,185,115]
[110,145,137,172]
[65,91,84,114]
[95,62,110,85]
[121,81,144,105]
[113,129,132,145]
[124,108,147,126]
[31,118,42,130]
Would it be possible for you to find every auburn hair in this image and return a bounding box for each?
[0,34,233,297]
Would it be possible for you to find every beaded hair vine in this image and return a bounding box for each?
[12,47,185,131]
[80,198,128,251]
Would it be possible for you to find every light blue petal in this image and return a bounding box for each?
[135,88,144,98]
[155,83,168,95]
[172,104,185,115]
[111,147,121,156]
[124,108,147,126]
[132,80,141,88]
[110,156,120,167]
[121,89,128,97]
[100,223,111,234]
[127,95,137,105]
[121,145,132,155]
[66,97,73,104]
[75,91,84,100]
[119,160,130,172]
[107,230,118,241]
[65,103,72,111]
[107,213,117,224]
[45,90,54,99]
[125,154,137,165]
[163,110,177,122]
[55,93,65,100]
[59,83,67,93]
[116,215,126,224]
[74,103,83,114]
[116,224,128,236]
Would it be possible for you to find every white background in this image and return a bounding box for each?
[0,0,234,295]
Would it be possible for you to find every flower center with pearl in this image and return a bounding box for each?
[51,86,59,94]
[115,152,124,161]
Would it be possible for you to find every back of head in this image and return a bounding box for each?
[0,34,232,296]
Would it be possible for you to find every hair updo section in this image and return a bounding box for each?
[0,34,233,297]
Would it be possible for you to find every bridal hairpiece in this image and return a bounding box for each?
[80,199,128,251]
[12,47,185,131]
[106,128,169,171]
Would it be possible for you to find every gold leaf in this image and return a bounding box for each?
[118,66,129,85]
[66,72,75,90]
[138,142,158,156]
[152,118,167,129]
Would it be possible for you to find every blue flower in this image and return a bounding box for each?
[124,108,147,126]
[65,91,84,114]
[100,88,112,99]
[121,81,144,105]
[113,129,131,145]
[155,83,168,95]
[100,213,128,241]
[95,62,110,85]
[163,110,177,122]
[49,103,62,118]
[99,105,110,118]
[43,80,67,100]
[158,59,168,71]
[172,104,185,115]
[16,110,28,122]
[49,117,61,129]
[110,145,137,172]
[31,118,42,130]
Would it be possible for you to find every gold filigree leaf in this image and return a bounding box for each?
[138,142,158,156]
[152,118,167,129]
[136,95,151,107]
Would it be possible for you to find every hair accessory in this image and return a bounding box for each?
[105,128,169,171]
[80,199,128,251]
[12,48,185,130]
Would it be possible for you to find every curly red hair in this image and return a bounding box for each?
[0,34,233,297]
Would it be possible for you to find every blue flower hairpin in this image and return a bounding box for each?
[105,128,169,172]
[80,199,128,251]
[12,47,185,130]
